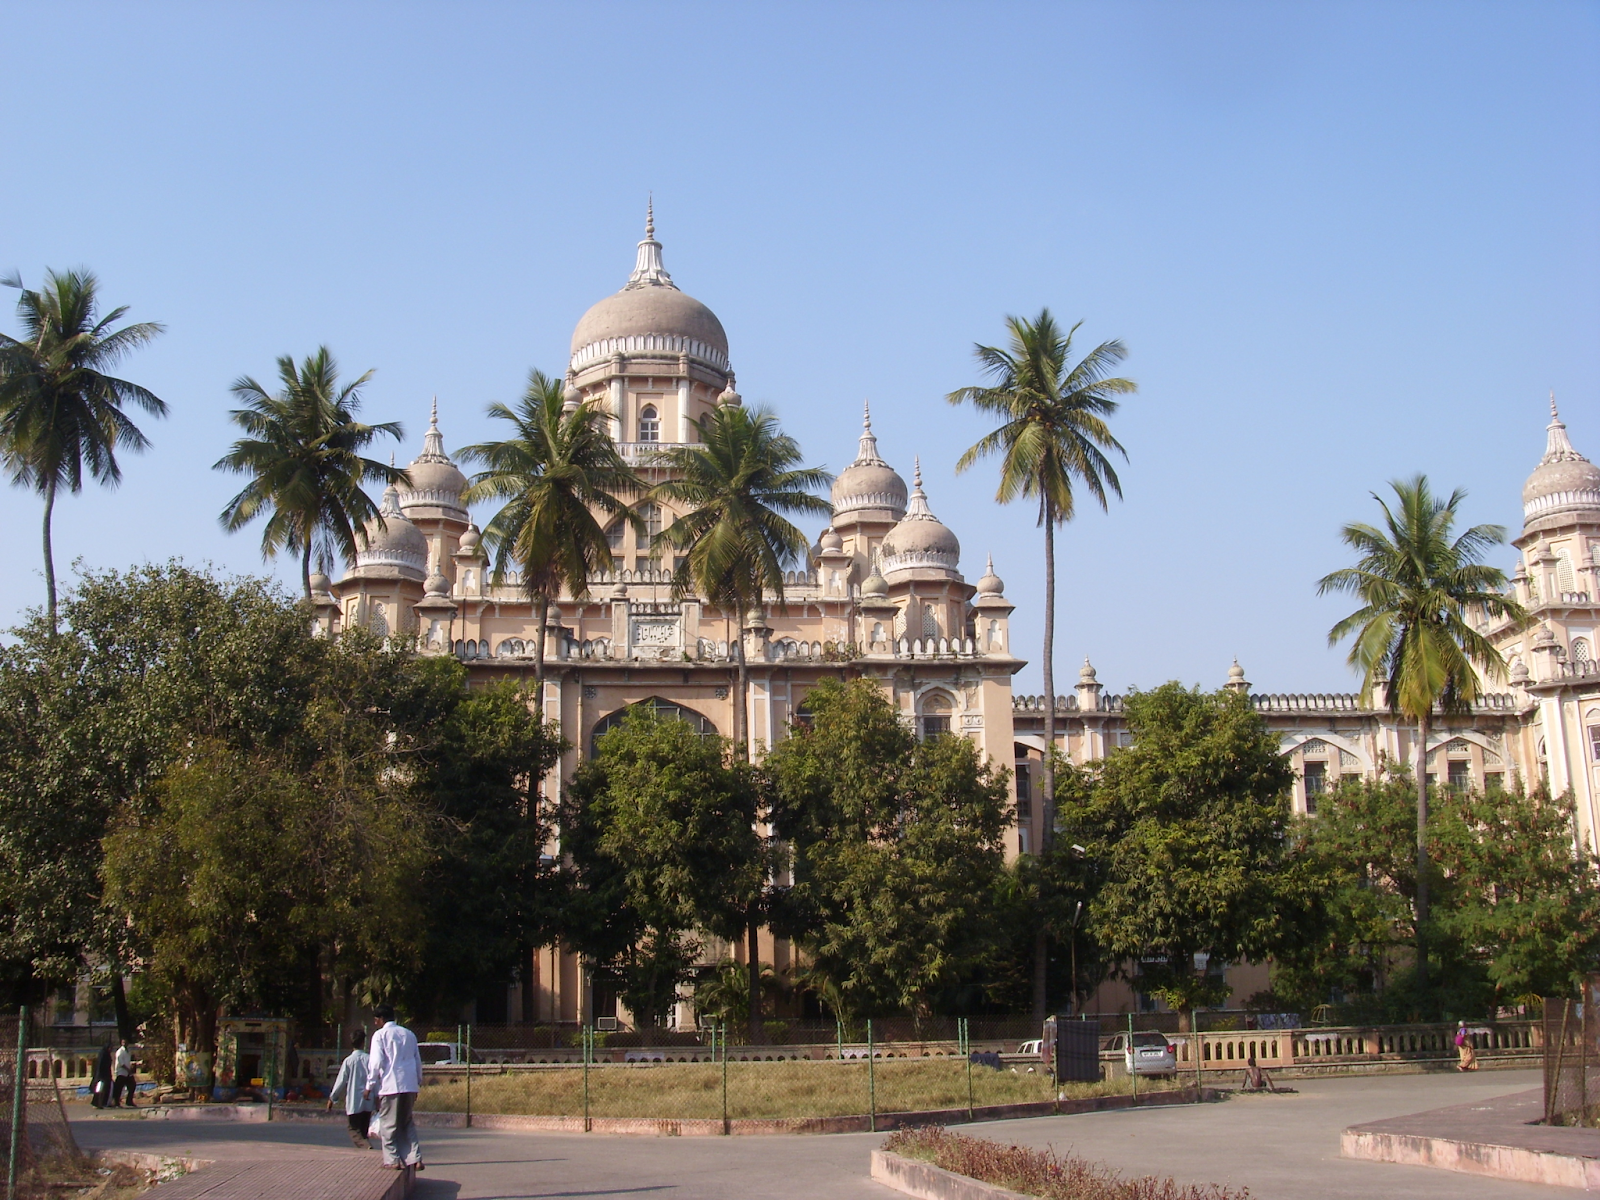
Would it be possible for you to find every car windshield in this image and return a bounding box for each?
[1130,1033,1168,1048]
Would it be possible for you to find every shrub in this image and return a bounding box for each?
[882,1126,1249,1200]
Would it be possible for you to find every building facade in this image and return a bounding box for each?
[319,215,1600,1022]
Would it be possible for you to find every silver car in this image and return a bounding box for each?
[1104,1031,1176,1076]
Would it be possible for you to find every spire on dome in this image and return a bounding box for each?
[853,400,889,466]
[417,397,450,463]
[1543,391,1588,466]
[902,457,936,520]
[627,198,676,291]
[379,479,403,517]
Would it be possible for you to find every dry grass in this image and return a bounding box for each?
[14,1152,149,1200]
[418,1059,1183,1120]
[884,1126,1249,1199]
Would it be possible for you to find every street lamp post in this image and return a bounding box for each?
[1191,950,1210,1094]
[1068,900,1084,1016]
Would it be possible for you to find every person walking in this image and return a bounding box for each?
[111,1039,136,1107]
[1455,1020,1479,1071]
[89,1041,113,1109]
[364,1005,424,1171]
[327,1032,375,1149]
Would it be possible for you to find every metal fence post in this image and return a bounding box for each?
[465,1024,472,1127]
[962,1018,973,1120]
[8,1005,27,1200]
[719,1022,728,1134]
[867,1019,876,1133]
[582,1027,591,1132]
[266,1026,275,1123]
[1193,1011,1203,1097]
[836,1019,842,1061]
[1128,1012,1138,1105]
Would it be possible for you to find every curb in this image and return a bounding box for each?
[871,1149,1034,1200]
[410,1085,1217,1137]
[1340,1127,1600,1190]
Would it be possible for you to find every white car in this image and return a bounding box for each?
[1015,1039,1042,1057]
[1102,1031,1176,1076]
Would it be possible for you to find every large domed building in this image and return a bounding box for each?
[323,214,1599,1028]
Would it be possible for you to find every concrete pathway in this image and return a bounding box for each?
[69,1070,1552,1199]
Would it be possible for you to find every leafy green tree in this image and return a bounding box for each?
[946,308,1132,1021]
[560,709,764,1030]
[0,269,166,628]
[1431,784,1600,1002]
[648,403,830,1035]
[1062,683,1310,1032]
[1318,475,1523,989]
[0,563,324,1028]
[215,347,406,600]
[405,676,565,1020]
[460,371,642,712]
[1266,775,1419,1019]
[766,678,1011,1020]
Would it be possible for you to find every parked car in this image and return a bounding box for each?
[1101,1031,1176,1076]
[418,1042,466,1066]
[1015,1039,1043,1057]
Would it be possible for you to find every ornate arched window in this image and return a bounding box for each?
[1572,637,1591,662]
[920,692,953,739]
[638,404,660,443]
[605,518,625,553]
[590,696,717,754]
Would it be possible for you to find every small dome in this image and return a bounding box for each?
[1079,659,1098,683]
[880,459,960,578]
[1522,397,1600,525]
[976,554,1004,595]
[719,380,742,406]
[861,563,888,597]
[819,527,844,553]
[308,571,333,596]
[1228,659,1246,683]
[1511,659,1530,684]
[357,485,429,575]
[831,403,907,522]
[399,400,469,518]
[424,570,450,597]
[569,207,730,375]
[456,524,482,555]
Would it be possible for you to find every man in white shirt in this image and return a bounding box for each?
[326,1032,374,1148]
[363,1005,424,1171]
[112,1040,136,1107]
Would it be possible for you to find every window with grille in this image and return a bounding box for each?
[605,519,625,552]
[1447,760,1471,790]
[638,404,660,443]
[1015,763,1033,819]
[1485,771,1505,793]
[1572,637,1591,662]
[1303,761,1326,812]
[1589,725,1600,762]
[921,694,952,739]
[1557,551,1575,593]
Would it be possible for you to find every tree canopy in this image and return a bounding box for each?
[766,678,1011,1019]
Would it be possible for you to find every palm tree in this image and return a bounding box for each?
[459,370,643,714]
[1319,475,1523,993]
[0,269,166,629]
[215,347,407,601]
[946,308,1132,1023]
[649,403,831,1041]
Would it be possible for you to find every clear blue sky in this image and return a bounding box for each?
[2,1,1596,694]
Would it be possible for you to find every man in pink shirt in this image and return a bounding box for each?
[363,1005,424,1170]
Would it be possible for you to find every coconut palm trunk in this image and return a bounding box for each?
[1414,711,1430,991]
[42,477,58,630]
[1034,503,1057,1022]
[532,595,550,718]
[300,537,314,604]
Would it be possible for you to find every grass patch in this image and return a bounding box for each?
[418,1059,1183,1120]
[883,1125,1249,1199]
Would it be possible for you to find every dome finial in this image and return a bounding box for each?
[430,395,438,428]
[1541,392,1586,465]
[852,400,887,466]
[1551,389,1559,422]
[627,201,675,290]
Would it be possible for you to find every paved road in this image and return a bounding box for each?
[70,1069,1549,1199]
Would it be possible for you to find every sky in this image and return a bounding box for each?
[1,1,1596,695]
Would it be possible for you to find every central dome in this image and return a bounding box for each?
[569,208,729,375]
